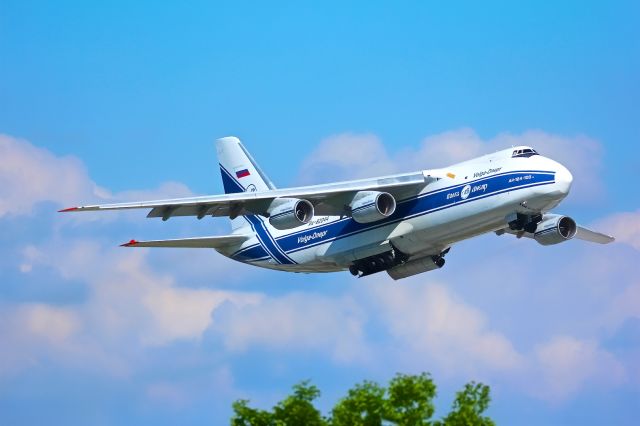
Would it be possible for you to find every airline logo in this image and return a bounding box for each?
[235,168,251,178]
[460,185,471,200]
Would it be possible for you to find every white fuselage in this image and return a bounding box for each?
[222,148,573,273]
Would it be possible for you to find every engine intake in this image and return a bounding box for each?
[268,198,314,230]
[534,215,577,246]
[350,191,396,224]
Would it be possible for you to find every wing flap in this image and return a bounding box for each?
[121,234,249,248]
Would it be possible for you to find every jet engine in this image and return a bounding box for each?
[268,198,314,230]
[349,191,396,224]
[533,215,577,246]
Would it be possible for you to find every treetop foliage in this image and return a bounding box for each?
[230,373,495,426]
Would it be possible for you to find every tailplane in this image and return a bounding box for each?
[120,234,249,249]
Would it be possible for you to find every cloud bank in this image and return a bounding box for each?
[1,132,638,423]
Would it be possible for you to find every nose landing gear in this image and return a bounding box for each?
[508,213,542,234]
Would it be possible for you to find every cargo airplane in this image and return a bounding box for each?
[60,137,614,279]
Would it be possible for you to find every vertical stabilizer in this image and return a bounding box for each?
[215,137,276,231]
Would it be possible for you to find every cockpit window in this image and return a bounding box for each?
[512,148,539,158]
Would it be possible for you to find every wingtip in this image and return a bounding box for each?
[58,207,79,213]
[121,239,138,247]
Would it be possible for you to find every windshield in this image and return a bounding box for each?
[511,148,539,158]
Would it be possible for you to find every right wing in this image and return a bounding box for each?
[60,170,446,220]
[575,226,615,244]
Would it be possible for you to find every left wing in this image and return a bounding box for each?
[60,171,444,220]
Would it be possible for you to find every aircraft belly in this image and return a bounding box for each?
[390,190,507,253]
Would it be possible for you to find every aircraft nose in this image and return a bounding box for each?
[555,162,573,195]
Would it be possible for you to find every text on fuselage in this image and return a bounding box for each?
[447,183,489,200]
[473,167,502,178]
[298,230,328,244]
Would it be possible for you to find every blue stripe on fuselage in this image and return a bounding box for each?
[233,243,269,262]
[219,165,296,265]
[275,171,555,255]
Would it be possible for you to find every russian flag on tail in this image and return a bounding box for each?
[235,168,251,178]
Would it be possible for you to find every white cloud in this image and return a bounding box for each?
[213,292,370,364]
[0,134,193,219]
[27,238,260,346]
[0,134,100,217]
[142,287,260,346]
[596,210,640,250]
[408,128,487,166]
[0,304,82,377]
[20,304,81,344]
[297,129,605,203]
[298,133,397,184]
[0,237,261,379]
[601,282,640,332]
[532,336,625,401]
[0,133,257,378]
[369,281,524,377]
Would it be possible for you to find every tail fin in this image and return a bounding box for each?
[215,136,276,231]
[216,137,276,194]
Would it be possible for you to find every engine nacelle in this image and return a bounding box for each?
[268,198,314,230]
[349,191,396,224]
[533,215,577,246]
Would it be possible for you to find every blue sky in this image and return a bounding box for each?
[1,1,639,425]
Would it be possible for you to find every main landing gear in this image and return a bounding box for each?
[349,246,450,278]
[349,248,409,277]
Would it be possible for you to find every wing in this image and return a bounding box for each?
[575,226,615,244]
[497,214,615,245]
[120,234,249,248]
[60,171,443,220]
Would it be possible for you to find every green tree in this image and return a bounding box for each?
[272,381,327,426]
[384,373,437,425]
[230,374,494,426]
[435,382,495,426]
[231,400,274,426]
[331,380,386,426]
[231,381,327,426]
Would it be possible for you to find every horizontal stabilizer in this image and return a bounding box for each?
[121,234,249,249]
[575,226,615,244]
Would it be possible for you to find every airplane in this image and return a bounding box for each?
[59,137,614,280]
